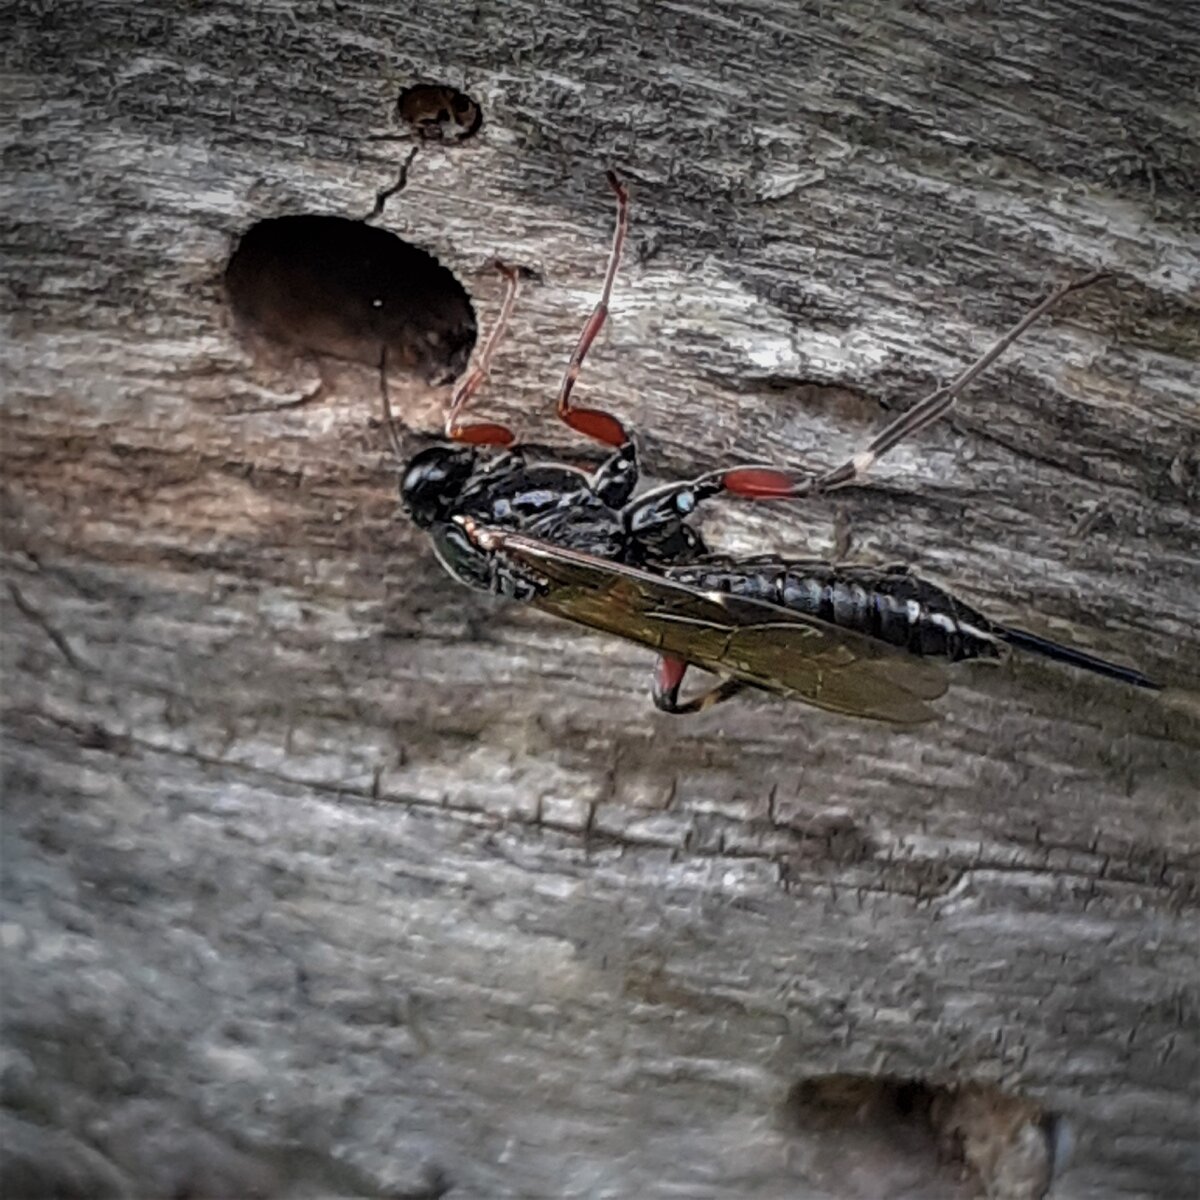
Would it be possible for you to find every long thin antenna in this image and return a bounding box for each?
[378,347,404,462]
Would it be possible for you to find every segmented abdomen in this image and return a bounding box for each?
[663,558,1005,663]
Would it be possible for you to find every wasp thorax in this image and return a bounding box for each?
[400,445,479,527]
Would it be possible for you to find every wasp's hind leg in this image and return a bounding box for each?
[553,170,633,451]
[675,273,1110,503]
[623,273,1105,550]
[651,655,746,715]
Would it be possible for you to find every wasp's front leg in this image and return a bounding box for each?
[443,261,524,447]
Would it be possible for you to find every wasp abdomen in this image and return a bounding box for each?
[668,559,1005,663]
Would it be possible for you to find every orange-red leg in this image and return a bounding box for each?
[553,170,632,449]
[717,272,1109,500]
[444,261,523,447]
[651,655,745,714]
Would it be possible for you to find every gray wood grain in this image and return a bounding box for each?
[2,0,1198,1196]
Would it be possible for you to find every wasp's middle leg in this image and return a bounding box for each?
[591,441,640,508]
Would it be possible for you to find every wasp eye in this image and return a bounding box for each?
[400,446,477,526]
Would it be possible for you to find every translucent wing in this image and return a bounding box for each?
[494,531,948,725]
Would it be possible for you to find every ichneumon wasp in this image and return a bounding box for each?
[386,171,1159,722]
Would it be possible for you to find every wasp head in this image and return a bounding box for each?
[399,444,479,528]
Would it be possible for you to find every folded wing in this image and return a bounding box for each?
[497,532,948,725]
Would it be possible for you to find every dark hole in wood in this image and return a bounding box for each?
[784,1074,937,1134]
[396,83,483,143]
[783,1074,1062,1200]
[224,215,476,385]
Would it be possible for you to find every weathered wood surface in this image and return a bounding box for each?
[3,1,1199,1196]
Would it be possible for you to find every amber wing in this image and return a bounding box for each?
[495,532,948,725]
